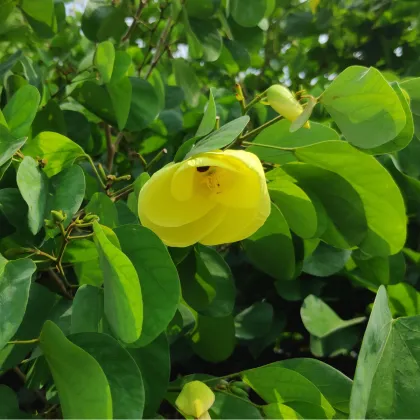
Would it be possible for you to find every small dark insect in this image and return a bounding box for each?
[197,166,210,172]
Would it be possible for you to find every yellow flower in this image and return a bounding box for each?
[138,149,270,247]
[266,84,310,128]
[175,381,215,419]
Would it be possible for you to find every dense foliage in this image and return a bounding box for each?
[1,0,420,418]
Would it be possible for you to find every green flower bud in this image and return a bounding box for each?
[230,381,250,391]
[230,386,249,399]
[82,213,100,223]
[266,84,310,128]
[44,219,56,229]
[51,210,66,223]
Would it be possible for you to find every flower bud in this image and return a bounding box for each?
[230,385,249,399]
[81,213,99,223]
[51,210,66,223]
[266,84,309,128]
[44,219,56,229]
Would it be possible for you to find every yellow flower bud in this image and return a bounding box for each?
[266,84,309,128]
[175,381,215,419]
[138,149,270,247]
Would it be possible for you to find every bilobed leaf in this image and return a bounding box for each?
[269,178,317,239]
[246,120,338,165]
[303,242,351,277]
[366,83,414,154]
[235,302,273,340]
[23,131,85,177]
[243,203,295,281]
[320,66,406,148]
[3,85,40,138]
[349,286,420,418]
[125,78,161,131]
[0,125,26,167]
[0,259,36,350]
[186,116,250,159]
[128,334,170,417]
[48,165,86,234]
[115,225,180,346]
[94,40,115,83]
[196,90,216,137]
[243,366,335,418]
[173,59,201,107]
[190,313,235,362]
[230,0,267,27]
[107,76,132,130]
[70,332,145,419]
[400,77,420,140]
[0,283,55,371]
[86,192,118,228]
[301,295,365,338]
[93,222,143,343]
[71,285,104,334]
[294,141,406,256]
[16,156,48,235]
[111,51,132,83]
[39,321,113,419]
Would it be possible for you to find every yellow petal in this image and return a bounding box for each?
[139,163,216,227]
[140,204,227,247]
[175,381,215,418]
[199,411,211,419]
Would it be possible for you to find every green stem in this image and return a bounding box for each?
[238,115,284,144]
[243,91,267,113]
[146,148,167,171]
[242,141,295,152]
[8,338,39,345]
[81,155,107,189]
[68,233,94,240]
[110,183,134,198]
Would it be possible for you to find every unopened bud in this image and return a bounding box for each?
[230,385,249,398]
[44,219,56,229]
[51,210,66,223]
[266,84,309,128]
[82,213,99,223]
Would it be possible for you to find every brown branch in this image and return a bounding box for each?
[104,124,115,172]
[121,0,149,43]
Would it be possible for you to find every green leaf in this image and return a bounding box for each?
[110,51,132,84]
[353,251,405,286]
[235,302,273,340]
[189,19,222,62]
[246,120,339,165]
[243,366,335,418]
[274,358,353,413]
[173,59,201,107]
[23,131,85,177]
[0,283,55,371]
[268,178,317,239]
[263,403,302,419]
[179,244,235,318]
[48,165,86,233]
[366,82,414,154]
[125,78,161,131]
[400,77,420,140]
[32,99,67,138]
[93,222,143,343]
[0,129,27,171]
[303,242,351,277]
[186,0,220,18]
[71,285,104,334]
[0,259,36,350]
[348,286,420,418]
[128,334,170,418]
[387,282,420,317]
[294,141,406,256]
[16,156,48,235]
[211,392,263,419]
[94,40,115,83]
[196,90,216,137]
[70,332,145,419]
[74,259,104,287]
[20,0,56,38]
[39,321,113,419]
[301,295,365,338]
[115,225,180,347]
[230,0,267,27]
[185,116,250,159]
[320,66,406,148]
[0,385,27,419]
[190,314,235,362]
[107,76,132,130]
[243,203,295,281]
[3,84,40,138]
[86,192,118,228]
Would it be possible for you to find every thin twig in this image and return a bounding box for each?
[121,0,149,42]
[13,367,48,405]
[104,123,115,173]
[233,115,285,145]
[48,269,73,300]
[8,338,39,345]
